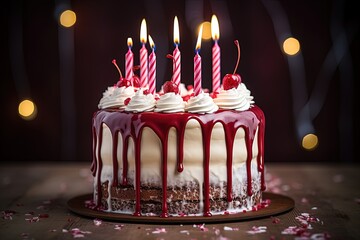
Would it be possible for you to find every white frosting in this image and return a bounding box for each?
[155,92,186,113]
[98,86,135,109]
[237,83,255,105]
[214,87,250,111]
[125,89,156,112]
[185,92,219,114]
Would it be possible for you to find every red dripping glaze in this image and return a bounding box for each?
[92,105,265,217]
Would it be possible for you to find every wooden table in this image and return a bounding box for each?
[1,162,359,239]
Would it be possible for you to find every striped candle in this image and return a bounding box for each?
[173,46,181,86]
[139,19,148,88]
[211,15,220,93]
[212,41,220,93]
[148,35,156,95]
[173,16,181,86]
[125,37,134,80]
[194,52,201,96]
[194,24,203,96]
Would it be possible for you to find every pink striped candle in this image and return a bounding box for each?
[139,19,148,88]
[173,16,181,86]
[148,35,156,95]
[125,37,134,80]
[211,15,220,93]
[194,24,203,96]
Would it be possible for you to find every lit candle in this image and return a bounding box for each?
[211,15,220,93]
[125,37,134,80]
[194,24,203,96]
[173,16,181,86]
[139,19,148,89]
[148,35,156,95]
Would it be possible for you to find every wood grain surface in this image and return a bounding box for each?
[1,162,359,239]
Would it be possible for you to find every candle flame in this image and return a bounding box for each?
[140,19,147,44]
[148,35,155,49]
[127,37,133,47]
[211,15,219,40]
[196,23,203,51]
[174,16,180,44]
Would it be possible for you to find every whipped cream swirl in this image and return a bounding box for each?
[185,92,219,114]
[155,92,186,113]
[125,89,156,112]
[98,86,135,109]
[214,83,254,111]
[237,83,255,105]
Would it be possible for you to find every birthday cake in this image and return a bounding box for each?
[90,19,266,217]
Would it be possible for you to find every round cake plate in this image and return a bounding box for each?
[67,192,294,224]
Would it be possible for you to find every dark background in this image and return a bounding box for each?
[1,0,359,163]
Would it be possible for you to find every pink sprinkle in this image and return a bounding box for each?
[247,226,267,234]
[152,227,167,234]
[271,216,280,224]
[114,224,124,230]
[193,223,208,232]
[2,210,16,220]
[180,230,190,235]
[224,226,239,231]
[70,228,92,238]
[93,218,102,226]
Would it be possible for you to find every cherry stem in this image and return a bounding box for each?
[112,59,123,78]
[233,40,240,74]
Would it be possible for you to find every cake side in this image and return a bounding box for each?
[91,106,265,217]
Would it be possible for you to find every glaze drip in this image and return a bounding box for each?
[91,106,265,217]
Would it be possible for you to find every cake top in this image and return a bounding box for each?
[98,41,255,114]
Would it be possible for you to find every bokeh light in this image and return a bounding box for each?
[283,37,300,55]
[18,99,37,120]
[201,21,211,40]
[59,10,76,27]
[302,133,319,150]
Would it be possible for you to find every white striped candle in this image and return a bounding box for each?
[173,16,181,86]
[194,24,203,96]
[139,19,148,88]
[125,37,134,80]
[148,35,156,95]
[211,15,220,93]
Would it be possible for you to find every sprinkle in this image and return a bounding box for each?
[2,210,16,220]
[152,227,167,234]
[224,226,239,231]
[271,216,280,224]
[180,230,190,235]
[114,224,124,230]
[93,218,102,226]
[247,226,267,234]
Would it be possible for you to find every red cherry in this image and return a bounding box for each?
[163,81,179,94]
[116,78,132,87]
[182,95,191,102]
[187,85,194,91]
[132,75,140,88]
[222,74,241,90]
[124,98,131,106]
